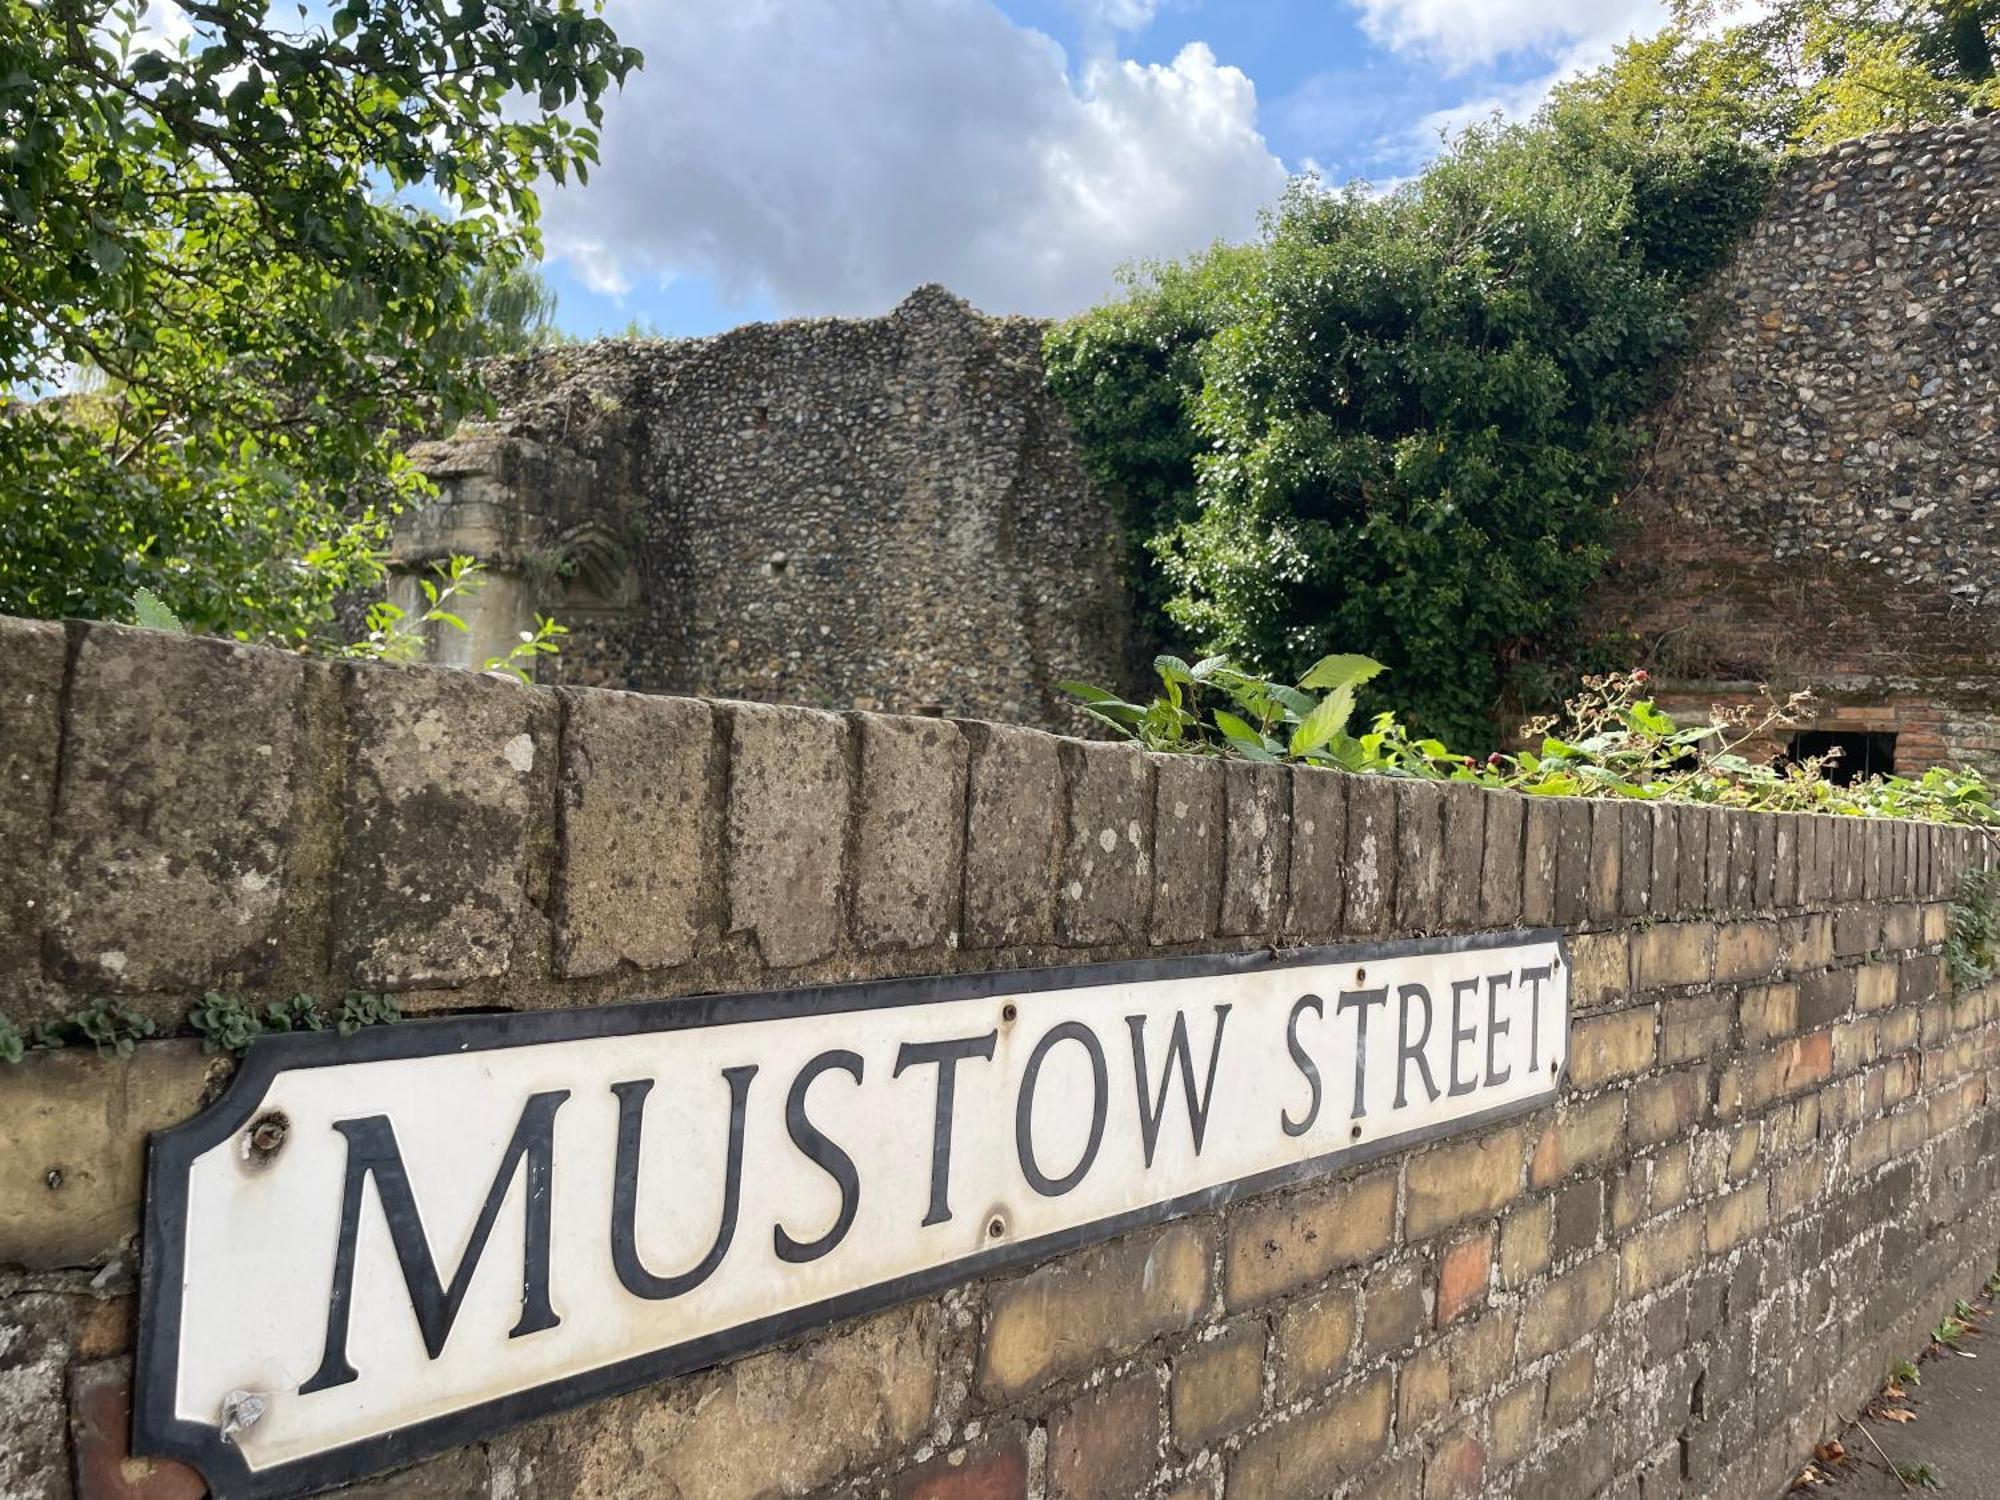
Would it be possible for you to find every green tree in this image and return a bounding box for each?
[1555,0,2000,154]
[1047,125,1771,747]
[0,1,638,641]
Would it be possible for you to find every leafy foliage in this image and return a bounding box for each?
[1946,867,2000,989]
[345,554,569,682]
[1066,661,2000,831]
[1556,0,2000,153]
[1046,123,1772,747]
[0,0,638,643]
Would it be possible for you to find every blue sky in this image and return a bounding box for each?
[538,0,1666,339]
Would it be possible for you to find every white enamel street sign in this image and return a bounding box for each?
[136,933,1569,1497]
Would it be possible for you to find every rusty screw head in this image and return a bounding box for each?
[1001,1003,1018,1024]
[987,1214,1007,1239]
[247,1113,288,1160]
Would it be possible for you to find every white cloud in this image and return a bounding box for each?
[538,1,1287,320]
[1349,0,1663,72]
[1072,0,1163,29]
[1392,26,1657,161]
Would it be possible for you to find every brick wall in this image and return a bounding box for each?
[2,613,1998,1500]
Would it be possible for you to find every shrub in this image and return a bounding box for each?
[1046,121,1772,747]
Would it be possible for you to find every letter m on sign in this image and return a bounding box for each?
[301,1090,570,1393]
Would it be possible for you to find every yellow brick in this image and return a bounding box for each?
[1662,993,1733,1064]
[1568,1006,1657,1089]
[1631,922,1715,991]
[1726,1123,1760,1181]
[1498,1198,1552,1289]
[1396,1344,1452,1436]
[980,1222,1211,1399]
[1628,1070,1702,1149]
[1651,1144,1692,1212]
[1855,962,1900,1013]
[1490,1379,1544,1467]
[1714,922,1780,982]
[1705,1183,1768,1254]
[1519,1254,1617,1362]
[1406,1127,1525,1239]
[1786,914,1834,970]
[1225,1171,1395,1308]
[1172,1322,1266,1453]
[1228,1371,1390,1500]
[1740,983,1798,1045]
[1620,1211,1699,1298]
[1547,1347,1596,1424]
[1274,1288,1357,1400]
[1529,1094,1627,1189]
[1567,930,1631,1008]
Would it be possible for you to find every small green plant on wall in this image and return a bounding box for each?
[2,991,402,1065]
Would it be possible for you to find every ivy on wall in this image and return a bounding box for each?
[1045,118,1772,749]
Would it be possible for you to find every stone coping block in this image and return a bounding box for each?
[48,624,309,995]
[336,659,554,988]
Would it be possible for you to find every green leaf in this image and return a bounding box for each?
[130,588,185,633]
[1290,686,1356,757]
[1059,680,1128,705]
[1298,653,1387,693]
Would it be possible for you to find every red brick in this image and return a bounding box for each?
[896,1436,1031,1500]
[1049,1377,1162,1500]
[1437,1231,1492,1326]
[1424,1423,1486,1499]
[69,1361,207,1500]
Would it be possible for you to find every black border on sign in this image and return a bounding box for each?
[135,929,1567,1499]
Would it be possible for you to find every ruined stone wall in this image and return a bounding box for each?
[4,614,2000,1500]
[1601,116,2000,769]
[400,285,1139,731]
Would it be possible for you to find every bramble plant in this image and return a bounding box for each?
[1066,659,2000,829]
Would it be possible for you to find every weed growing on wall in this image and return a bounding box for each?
[18,999,160,1058]
[187,992,402,1055]
[2,990,401,1064]
[1068,659,2000,828]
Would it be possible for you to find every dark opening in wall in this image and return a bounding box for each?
[1787,729,1896,785]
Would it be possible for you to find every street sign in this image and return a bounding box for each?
[137,932,1568,1497]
